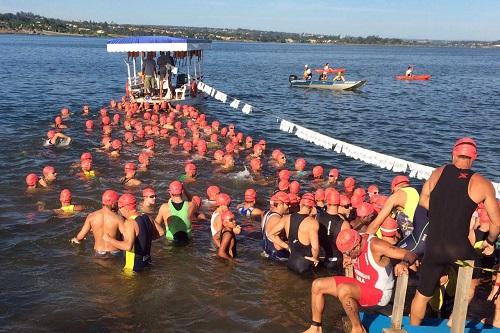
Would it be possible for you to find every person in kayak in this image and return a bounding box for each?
[405,65,414,77]
[303,65,312,80]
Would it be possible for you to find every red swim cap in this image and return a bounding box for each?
[391,175,410,192]
[169,136,179,146]
[353,188,366,200]
[329,168,339,177]
[216,193,232,207]
[225,143,235,154]
[113,114,120,123]
[214,150,224,160]
[250,158,261,171]
[278,169,291,181]
[169,180,183,195]
[85,120,94,129]
[289,180,300,194]
[47,130,55,139]
[175,104,181,111]
[453,137,477,160]
[295,158,306,170]
[59,189,72,203]
[221,209,235,223]
[102,190,119,206]
[312,165,324,178]
[325,189,340,205]
[339,195,351,207]
[351,195,364,209]
[146,139,155,148]
[183,141,193,152]
[124,131,133,141]
[344,177,356,190]
[207,185,220,199]
[102,116,110,126]
[380,217,399,237]
[118,193,137,210]
[278,180,289,191]
[112,139,122,150]
[55,116,62,125]
[271,191,291,204]
[336,229,361,254]
[26,173,39,186]
[245,188,257,201]
[192,195,201,208]
[142,187,155,197]
[367,184,379,195]
[124,162,136,171]
[210,133,218,143]
[300,192,316,207]
[314,188,325,201]
[289,193,299,204]
[356,202,374,218]
[185,163,196,173]
[42,165,55,177]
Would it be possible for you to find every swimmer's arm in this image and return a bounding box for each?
[154,205,166,236]
[375,239,418,266]
[72,215,92,242]
[366,193,399,234]
[105,221,135,251]
[217,232,234,260]
[267,217,289,251]
[419,167,442,210]
[309,219,320,262]
[252,208,263,218]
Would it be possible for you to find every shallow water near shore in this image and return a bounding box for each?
[0,35,499,332]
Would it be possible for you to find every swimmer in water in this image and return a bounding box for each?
[38,165,57,187]
[180,163,197,183]
[54,189,84,215]
[85,120,94,131]
[154,181,195,242]
[45,130,71,146]
[327,168,340,188]
[206,185,220,208]
[70,190,124,257]
[261,191,291,261]
[211,193,232,247]
[137,153,150,171]
[144,139,155,156]
[212,150,225,165]
[247,143,264,160]
[52,116,67,129]
[217,210,238,260]
[82,104,90,115]
[78,156,97,179]
[60,107,70,119]
[140,187,157,215]
[312,165,324,185]
[109,139,122,158]
[101,135,112,150]
[367,184,379,202]
[294,158,308,177]
[236,188,263,219]
[25,173,40,191]
[120,162,142,187]
[216,154,235,173]
[103,194,162,272]
[343,177,356,198]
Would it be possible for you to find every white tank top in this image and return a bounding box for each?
[210,211,220,236]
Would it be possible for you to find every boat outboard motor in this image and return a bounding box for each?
[176,74,188,88]
[289,74,298,82]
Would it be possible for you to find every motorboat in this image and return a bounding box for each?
[288,74,366,91]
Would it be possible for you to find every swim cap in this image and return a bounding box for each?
[289,193,299,204]
[210,133,218,142]
[112,139,122,150]
[225,143,235,154]
[278,180,289,191]
[124,131,133,141]
[258,139,266,146]
[246,136,253,144]
[221,210,235,223]
[329,168,339,178]
[55,116,62,125]
[100,108,108,117]
[47,130,55,139]
[380,217,399,237]
[452,137,477,160]
[391,175,410,192]
[339,195,351,207]
[26,173,39,186]
[146,139,155,148]
[253,144,263,154]
[271,149,281,160]
[174,121,182,130]
[136,129,145,138]
[353,188,366,200]
[124,162,136,171]
[289,180,300,194]
[314,188,325,201]
[336,229,361,254]
[169,180,183,195]
[295,158,306,170]
[214,150,224,160]
[151,114,158,123]
[344,177,356,191]
[183,141,193,152]
[212,120,220,128]
[185,163,196,174]
[220,127,228,137]
[102,116,110,126]
[356,202,374,218]
[250,158,261,171]
[143,187,155,197]
[102,190,119,206]
[300,193,315,207]
[169,136,179,146]
[42,165,55,177]
[207,185,220,199]
[325,189,340,205]
[351,195,364,209]
[216,193,232,207]
[59,189,72,203]
[312,165,324,178]
[278,169,291,181]
[85,120,94,129]
[271,191,290,204]
[192,195,201,208]
[372,195,388,213]
[175,104,181,111]
[245,188,257,201]
[118,193,137,210]
[367,184,379,195]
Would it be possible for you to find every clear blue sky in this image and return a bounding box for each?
[1,0,499,41]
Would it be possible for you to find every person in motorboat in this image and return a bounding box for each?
[333,70,346,82]
[303,65,312,80]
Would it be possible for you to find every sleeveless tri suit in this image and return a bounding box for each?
[124,214,153,272]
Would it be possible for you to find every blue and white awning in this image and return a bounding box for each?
[107,36,212,52]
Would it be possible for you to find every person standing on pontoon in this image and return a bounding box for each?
[157,52,169,98]
[142,52,157,97]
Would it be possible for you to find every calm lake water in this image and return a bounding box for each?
[0,34,498,332]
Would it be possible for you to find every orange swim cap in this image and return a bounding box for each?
[380,217,399,237]
[216,193,231,207]
[289,180,300,194]
[118,193,137,210]
[278,180,289,191]
[244,188,257,201]
[325,188,340,205]
[312,165,324,178]
[142,187,155,197]
[271,191,291,204]
[26,173,39,186]
[314,188,325,201]
[356,202,374,218]
[300,192,315,207]
[336,229,361,254]
[42,165,55,177]
[207,185,220,199]
[112,139,122,150]
[453,137,477,160]
[169,181,183,196]
[295,158,306,170]
[102,190,119,206]
[391,175,410,192]
[221,210,235,223]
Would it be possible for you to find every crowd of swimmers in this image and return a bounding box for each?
[26,96,500,332]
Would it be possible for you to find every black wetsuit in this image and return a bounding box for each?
[417,164,478,297]
[287,213,313,274]
[398,205,429,257]
[125,215,153,272]
[317,211,344,272]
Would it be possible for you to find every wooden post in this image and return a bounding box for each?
[450,260,474,333]
[382,273,409,333]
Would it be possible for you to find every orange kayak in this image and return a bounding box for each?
[395,74,431,80]
[314,68,346,74]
